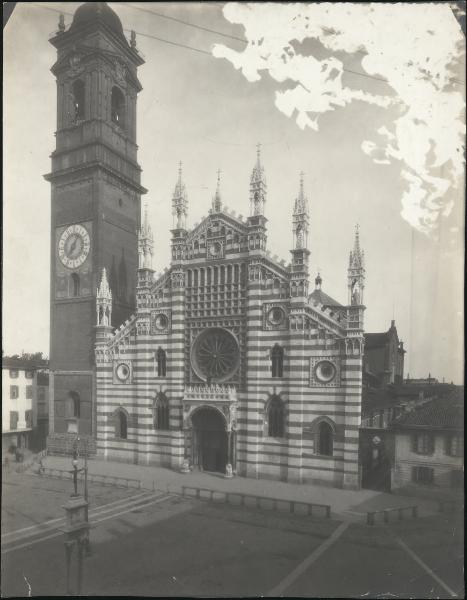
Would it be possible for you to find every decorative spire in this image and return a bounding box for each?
[315,272,322,290]
[349,224,364,268]
[211,169,222,213]
[250,143,267,217]
[294,171,309,216]
[97,268,112,300]
[292,172,310,251]
[96,268,112,327]
[141,203,153,240]
[348,224,365,305]
[130,30,137,50]
[172,161,188,229]
[138,203,154,270]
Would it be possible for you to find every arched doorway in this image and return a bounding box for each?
[191,407,228,473]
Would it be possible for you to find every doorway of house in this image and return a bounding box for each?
[361,435,392,492]
[191,407,228,473]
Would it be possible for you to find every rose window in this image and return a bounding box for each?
[191,328,240,383]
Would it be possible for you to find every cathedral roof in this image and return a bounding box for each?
[70,2,126,43]
[309,288,343,309]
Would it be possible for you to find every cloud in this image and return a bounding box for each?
[213,2,465,235]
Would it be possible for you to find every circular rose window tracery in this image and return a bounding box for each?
[191,328,240,383]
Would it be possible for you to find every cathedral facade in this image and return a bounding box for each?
[47,3,365,489]
[95,158,366,489]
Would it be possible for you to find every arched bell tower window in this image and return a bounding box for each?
[111,86,125,128]
[267,395,285,438]
[72,79,85,121]
[157,348,167,377]
[71,273,80,297]
[271,344,284,378]
[154,393,169,431]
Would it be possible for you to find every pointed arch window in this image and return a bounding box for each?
[115,409,128,440]
[271,344,284,378]
[317,421,334,456]
[157,348,167,377]
[72,79,85,121]
[111,86,125,128]
[267,395,285,438]
[71,273,80,297]
[154,393,169,431]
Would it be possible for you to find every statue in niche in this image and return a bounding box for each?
[253,191,262,215]
[296,226,305,249]
[351,278,361,304]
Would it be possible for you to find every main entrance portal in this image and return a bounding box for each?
[191,408,228,473]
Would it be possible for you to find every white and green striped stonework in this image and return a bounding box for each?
[94,161,366,490]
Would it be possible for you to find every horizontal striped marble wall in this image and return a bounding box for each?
[95,281,363,489]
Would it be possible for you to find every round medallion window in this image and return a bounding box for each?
[154,314,168,330]
[116,363,130,382]
[191,328,240,383]
[314,360,336,383]
[268,307,285,326]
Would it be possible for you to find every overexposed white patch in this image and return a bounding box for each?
[213,2,465,235]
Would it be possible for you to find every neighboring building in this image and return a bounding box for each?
[45,3,367,489]
[359,382,458,491]
[391,389,464,494]
[2,356,49,453]
[363,320,405,387]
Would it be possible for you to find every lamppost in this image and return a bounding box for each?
[60,436,91,595]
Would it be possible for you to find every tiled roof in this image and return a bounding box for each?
[391,389,464,430]
[309,289,343,308]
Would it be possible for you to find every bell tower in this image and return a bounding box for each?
[45,2,146,450]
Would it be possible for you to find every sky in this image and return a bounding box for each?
[3,2,465,383]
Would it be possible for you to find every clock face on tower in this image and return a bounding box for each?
[58,224,91,269]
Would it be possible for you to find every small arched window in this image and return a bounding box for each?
[154,393,169,431]
[271,344,284,378]
[157,348,167,377]
[115,409,128,440]
[317,421,333,456]
[72,79,85,121]
[69,391,80,418]
[71,273,80,297]
[267,395,285,438]
[111,86,125,128]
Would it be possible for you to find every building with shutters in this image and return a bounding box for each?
[2,356,49,454]
[390,389,464,493]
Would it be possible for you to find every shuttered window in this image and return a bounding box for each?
[411,433,434,455]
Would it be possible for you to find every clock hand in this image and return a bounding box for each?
[69,236,78,254]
